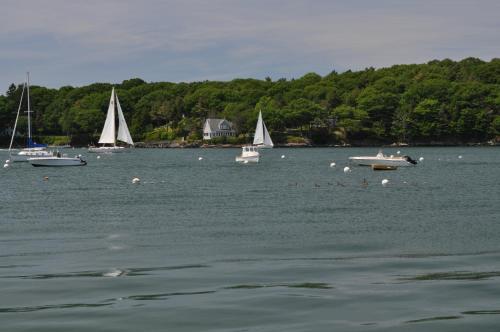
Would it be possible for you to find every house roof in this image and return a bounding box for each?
[204,118,234,132]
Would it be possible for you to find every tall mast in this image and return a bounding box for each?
[8,82,26,153]
[26,72,32,144]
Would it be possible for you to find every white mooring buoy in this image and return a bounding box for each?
[281,155,285,159]
[381,179,389,186]
[343,166,351,173]
[458,155,463,159]
[419,157,424,162]
[97,155,101,159]
[330,162,336,168]
[132,177,140,184]
[3,163,9,168]
[198,157,203,161]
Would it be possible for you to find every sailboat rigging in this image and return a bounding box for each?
[253,110,273,148]
[89,88,134,153]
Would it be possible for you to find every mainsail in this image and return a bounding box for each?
[253,110,273,147]
[98,88,116,144]
[98,88,134,146]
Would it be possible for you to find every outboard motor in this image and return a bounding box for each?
[404,156,418,165]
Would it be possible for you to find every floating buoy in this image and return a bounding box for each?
[97,155,101,159]
[381,179,389,186]
[330,162,336,168]
[3,163,9,168]
[397,150,401,154]
[419,157,424,162]
[198,157,203,161]
[5,159,10,164]
[132,177,140,184]
[343,166,351,173]
[458,155,463,159]
[281,155,285,159]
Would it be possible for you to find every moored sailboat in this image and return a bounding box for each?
[88,88,134,153]
[8,73,52,162]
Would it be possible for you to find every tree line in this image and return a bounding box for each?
[1,57,499,146]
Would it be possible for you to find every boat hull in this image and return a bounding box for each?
[349,157,415,167]
[11,149,53,162]
[28,157,87,167]
[235,155,259,163]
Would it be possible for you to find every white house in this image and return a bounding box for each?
[203,118,236,140]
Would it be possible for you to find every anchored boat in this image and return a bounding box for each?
[28,152,87,167]
[349,150,417,167]
[235,146,260,163]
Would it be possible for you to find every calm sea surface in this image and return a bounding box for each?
[1,147,499,331]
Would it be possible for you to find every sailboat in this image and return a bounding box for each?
[9,73,52,162]
[88,88,134,153]
[253,110,273,148]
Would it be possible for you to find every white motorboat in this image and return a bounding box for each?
[253,110,274,148]
[349,150,417,167]
[88,88,134,153]
[28,152,87,167]
[235,146,260,163]
[7,73,52,162]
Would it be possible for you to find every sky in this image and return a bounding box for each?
[1,0,500,93]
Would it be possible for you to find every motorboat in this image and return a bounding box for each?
[235,146,260,163]
[28,151,87,167]
[88,88,134,153]
[349,150,417,167]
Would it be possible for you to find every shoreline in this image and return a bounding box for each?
[1,141,498,150]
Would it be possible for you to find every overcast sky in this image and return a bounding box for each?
[1,0,499,93]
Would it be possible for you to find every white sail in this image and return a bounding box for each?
[253,110,273,147]
[262,119,273,147]
[116,92,134,145]
[253,111,264,145]
[98,88,116,144]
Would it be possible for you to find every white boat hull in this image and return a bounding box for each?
[28,156,87,167]
[349,156,415,167]
[11,149,53,162]
[88,146,128,153]
[235,155,260,163]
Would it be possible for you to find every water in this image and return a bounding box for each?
[1,147,499,331]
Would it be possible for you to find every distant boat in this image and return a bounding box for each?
[235,146,260,163]
[28,151,87,167]
[8,73,52,162]
[88,88,134,153]
[349,150,417,167]
[253,110,273,148]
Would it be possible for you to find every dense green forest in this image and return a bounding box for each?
[1,57,500,146]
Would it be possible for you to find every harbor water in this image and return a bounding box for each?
[1,147,499,331]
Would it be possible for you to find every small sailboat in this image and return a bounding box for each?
[88,88,134,153]
[8,73,52,162]
[253,110,273,148]
[235,146,260,163]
